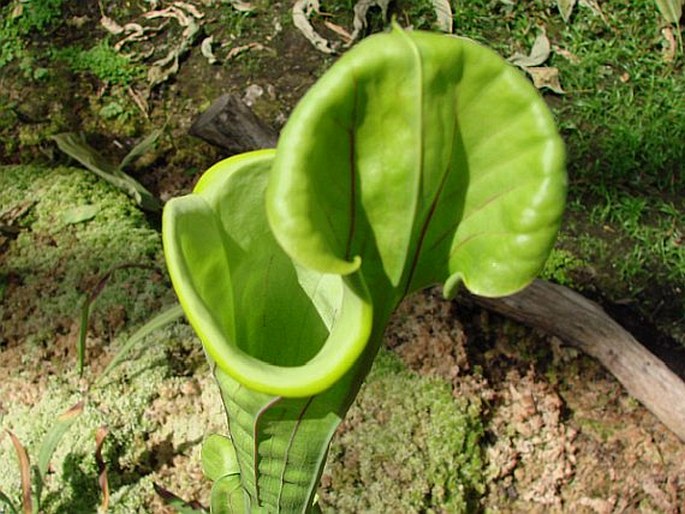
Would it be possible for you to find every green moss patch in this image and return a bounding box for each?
[320,350,486,513]
[0,165,174,347]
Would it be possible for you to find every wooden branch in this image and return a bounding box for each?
[189,96,685,442]
[468,279,685,442]
[189,93,278,154]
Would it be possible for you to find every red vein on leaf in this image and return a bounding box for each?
[403,111,459,296]
[345,83,359,261]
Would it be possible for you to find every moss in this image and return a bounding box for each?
[540,248,585,287]
[320,350,486,513]
[53,41,145,87]
[0,323,219,513]
[0,329,167,512]
[0,165,174,345]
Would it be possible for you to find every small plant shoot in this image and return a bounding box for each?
[163,26,566,513]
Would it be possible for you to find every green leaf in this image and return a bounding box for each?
[0,489,19,514]
[202,435,239,482]
[164,150,378,511]
[162,26,566,514]
[211,361,371,513]
[61,205,99,224]
[163,150,373,397]
[51,132,162,213]
[267,27,566,306]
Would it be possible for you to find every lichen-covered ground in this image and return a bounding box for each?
[1,1,683,512]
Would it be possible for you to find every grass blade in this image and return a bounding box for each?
[95,426,110,513]
[77,299,90,377]
[96,303,184,384]
[77,264,159,377]
[37,402,85,483]
[0,489,19,514]
[6,431,32,514]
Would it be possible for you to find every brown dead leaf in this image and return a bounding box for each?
[526,66,565,94]
[100,15,124,35]
[174,1,205,18]
[6,430,32,514]
[201,36,218,64]
[349,0,391,44]
[10,3,23,18]
[432,0,453,33]
[662,26,677,62]
[292,0,336,54]
[228,0,255,12]
[579,0,609,24]
[95,426,110,513]
[147,54,179,88]
[128,87,149,117]
[553,44,581,64]
[509,29,551,67]
[556,0,577,22]
[225,42,268,60]
[324,20,353,44]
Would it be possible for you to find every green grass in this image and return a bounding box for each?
[53,41,145,87]
[0,0,64,68]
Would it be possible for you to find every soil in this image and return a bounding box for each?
[0,1,683,513]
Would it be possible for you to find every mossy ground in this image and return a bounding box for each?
[321,351,485,513]
[0,165,175,347]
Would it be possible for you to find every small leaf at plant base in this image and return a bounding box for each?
[210,475,245,514]
[202,434,240,482]
[61,205,99,225]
